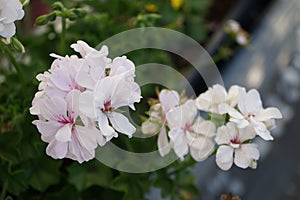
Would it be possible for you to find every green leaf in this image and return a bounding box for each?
[67,160,113,191]
[0,164,28,195]
[27,157,62,192]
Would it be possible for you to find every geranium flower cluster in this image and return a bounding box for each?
[0,0,24,38]
[30,40,141,163]
[142,85,282,170]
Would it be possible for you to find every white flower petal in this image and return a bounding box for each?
[66,90,81,115]
[108,112,136,137]
[216,145,234,171]
[74,125,99,150]
[159,89,180,113]
[166,100,197,129]
[157,127,171,157]
[253,121,273,140]
[245,89,263,114]
[190,137,215,161]
[193,120,216,137]
[255,107,282,121]
[141,119,160,135]
[97,112,116,139]
[227,85,246,106]
[215,125,232,145]
[40,97,67,120]
[234,143,259,169]
[195,90,211,111]
[46,140,68,159]
[79,91,97,119]
[55,124,72,142]
[33,120,62,137]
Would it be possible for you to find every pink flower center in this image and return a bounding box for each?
[245,113,255,120]
[230,136,241,145]
[101,100,113,113]
[68,83,84,92]
[57,111,75,124]
[183,123,193,132]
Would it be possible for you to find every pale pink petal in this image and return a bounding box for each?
[109,56,135,77]
[66,90,81,115]
[168,128,183,142]
[108,112,136,137]
[73,126,98,150]
[55,124,72,142]
[33,120,62,136]
[157,127,171,157]
[159,89,180,113]
[216,145,234,171]
[76,65,95,90]
[46,140,68,159]
[68,134,95,163]
[40,97,67,120]
[166,100,197,129]
[97,112,116,140]
[79,91,97,119]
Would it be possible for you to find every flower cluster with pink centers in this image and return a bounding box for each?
[142,85,282,170]
[30,40,141,163]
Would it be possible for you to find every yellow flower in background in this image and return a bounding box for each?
[170,0,183,11]
[145,3,158,12]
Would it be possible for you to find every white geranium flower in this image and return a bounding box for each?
[215,122,259,170]
[32,90,105,163]
[166,100,216,160]
[0,0,24,38]
[226,89,282,140]
[71,40,136,90]
[30,55,86,116]
[142,89,180,156]
[196,84,245,114]
[79,75,141,140]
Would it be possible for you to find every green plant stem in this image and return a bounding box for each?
[61,16,66,55]
[2,44,26,92]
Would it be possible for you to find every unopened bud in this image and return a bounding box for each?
[51,2,65,11]
[35,15,49,26]
[11,37,25,53]
[47,12,57,22]
[73,8,87,18]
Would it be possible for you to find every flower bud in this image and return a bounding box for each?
[65,10,77,21]
[11,37,25,53]
[47,12,57,22]
[35,15,49,26]
[51,2,64,11]
[73,8,87,18]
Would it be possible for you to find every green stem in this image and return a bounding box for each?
[61,16,66,55]
[1,43,26,91]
